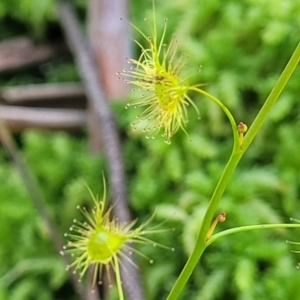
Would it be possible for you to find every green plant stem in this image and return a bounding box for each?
[207,223,300,246]
[166,151,242,300]
[166,41,300,300]
[243,42,300,151]
[190,87,239,146]
[114,255,125,300]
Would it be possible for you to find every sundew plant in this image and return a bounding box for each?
[64,2,300,300]
[118,8,235,144]
[62,177,172,300]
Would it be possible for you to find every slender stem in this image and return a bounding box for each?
[287,241,300,245]
[207,223,300,246]
[114,255,125,300]
[166,41,300,300]
[243,42,300,151]
[190,87,239,147]
[166,150,242,300]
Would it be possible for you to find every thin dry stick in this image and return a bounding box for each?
[57,1,144,300]
[0,124,98,300]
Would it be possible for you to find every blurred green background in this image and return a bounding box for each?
[0,0,300,299]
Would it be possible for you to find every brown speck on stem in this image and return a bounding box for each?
[206,212,227,241]
[237,122,248,150]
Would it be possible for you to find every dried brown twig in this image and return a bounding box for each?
[0,123,97,300]
[57,1,144,300]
